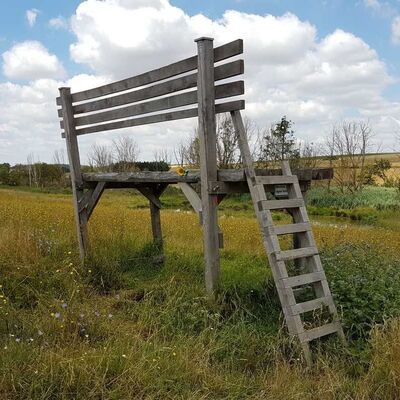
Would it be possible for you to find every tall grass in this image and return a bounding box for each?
[307,186,400,210]
[1,188,400,398]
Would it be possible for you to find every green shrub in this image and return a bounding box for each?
[323,243,400,340]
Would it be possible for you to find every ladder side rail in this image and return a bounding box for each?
[230,110,307,343]
[282,161,346,342]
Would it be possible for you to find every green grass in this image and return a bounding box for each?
[307,186,400,210]
[2,187,400,398]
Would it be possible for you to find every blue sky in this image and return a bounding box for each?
[1,0,400,163]
[1,1,399,80]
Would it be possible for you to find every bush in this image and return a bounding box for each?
[134,161,169,171]
[323,243,400,340]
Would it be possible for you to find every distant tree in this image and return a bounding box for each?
[112,137,139,172]
[52,149,66,165]
[173,141,186,167]
[363,158,391,185]
[216,113,239,168]
[27,153,40,187]
[259,116,299,167]
[87,144,113,172]
[153,148,171,166]
[327,121,373,193]
[184,130,201,168]
[9,164,29,186]
[0,163,10,185]
[298,141,323,168]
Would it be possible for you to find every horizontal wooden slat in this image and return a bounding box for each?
[276,246,318,261]
[298,322,341,342]
[81,168,327,185]
[291,296,333,315]
[273,222,312,235]
[281,271,325,288]
[72,81,244,127]
[258,198,304,210]
[71,100,244,136]
[58,60,244,118]
[255,176,297,185]
[56,39,243,105]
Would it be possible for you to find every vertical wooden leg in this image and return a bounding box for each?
[59,86,87,264]
[301,341,312,367]
[74,188,89,262]
[195,37,220,297]
[149,200,163,250]
[201,195,220,296]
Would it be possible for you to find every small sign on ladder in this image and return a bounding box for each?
[274,184,288,199]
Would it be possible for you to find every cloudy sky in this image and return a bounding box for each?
[1,0,400,164]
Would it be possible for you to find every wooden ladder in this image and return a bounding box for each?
[230,110,345,365]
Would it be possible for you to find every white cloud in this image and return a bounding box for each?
[49,16,69,30]
[2,41,65,81]
[364,0,381,10]
[392,16,400,43]
[26,9,39,27]
[1,0,400,163]
[363,0,396,17]
[0,75,113,164]
[65,0,400,155]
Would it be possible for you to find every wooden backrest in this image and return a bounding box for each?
[57,39,244,137]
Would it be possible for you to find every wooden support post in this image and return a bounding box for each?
[178,182,224,249]
[86,182,106,220]
[137,185,167,250]
[150,201,162,249]
[178,183,203,224]
[195,37,220,296]
[59,87,88,262]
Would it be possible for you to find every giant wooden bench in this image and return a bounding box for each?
[57,37,343,365]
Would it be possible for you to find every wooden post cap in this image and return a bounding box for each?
[194,37,214,42]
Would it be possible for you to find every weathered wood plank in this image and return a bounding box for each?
[58,60,244,117]
[258,198,304,210]
[255,175,297,185]
[298,322,342,342]
[73,81,244,127]
[82,168,333,185]
[273,222,312,235]
[291,296,333,315]
[59,87,88,262]
[281,271,325,288]
[56,39,243,105]
[275,246,319,261]
[150,200,163,249]
[196,37,220,296]
[178,182,203,223]
[136,186,163,209]
[71,100,244,136]
[86,181,106,219]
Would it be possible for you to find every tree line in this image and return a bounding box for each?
[1,114,396,193]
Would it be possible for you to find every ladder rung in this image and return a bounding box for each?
[299,322,342,342]
[258,198,304,210]
[274,222,311,235]
[291,296,333,315]
[276,246,318,261]
[282,271,325,288]
[255,175,297,185]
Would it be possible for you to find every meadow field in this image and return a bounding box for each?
[1,186,400,399]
